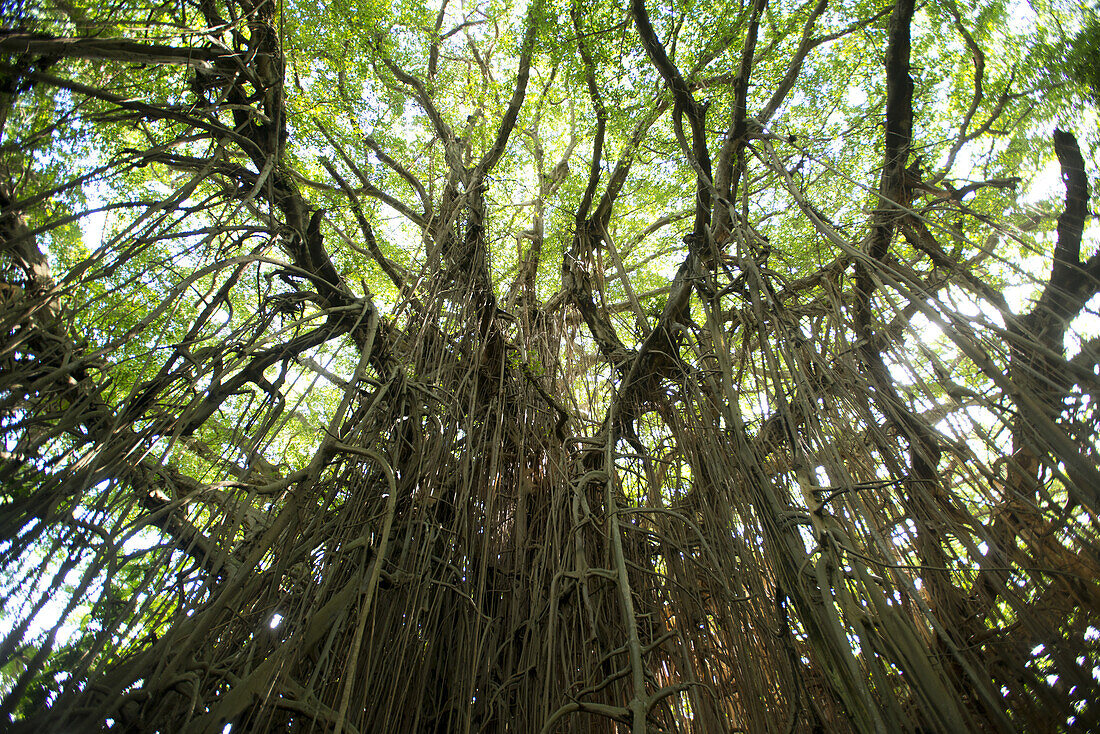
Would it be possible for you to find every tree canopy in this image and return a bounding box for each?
[1,0,1098,731]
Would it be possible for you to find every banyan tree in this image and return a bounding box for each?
[1,0,1098,730]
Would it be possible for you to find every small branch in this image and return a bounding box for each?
[631,0,713,238]
[475,0,542,176]
[0,31,250,69]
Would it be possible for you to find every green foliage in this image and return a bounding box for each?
[1,0,1098,730]
[1061,12,1100,101]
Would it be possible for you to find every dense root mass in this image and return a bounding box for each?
[1,0,1099,731]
